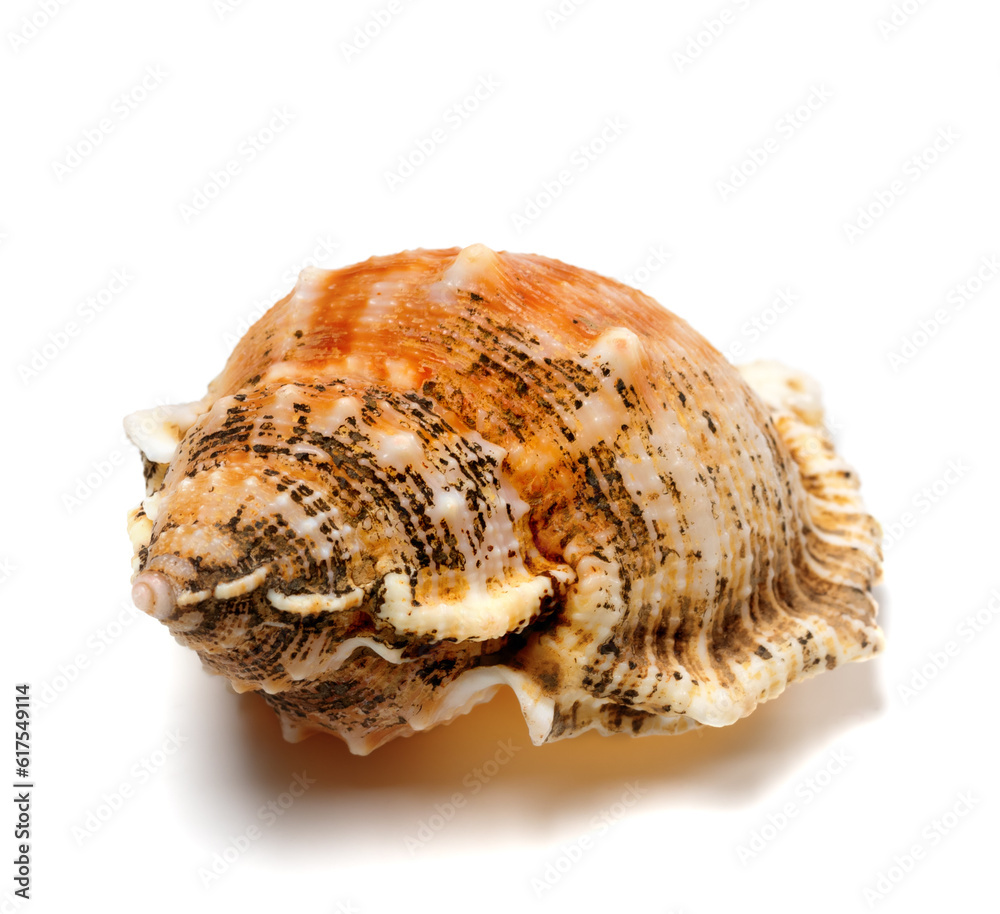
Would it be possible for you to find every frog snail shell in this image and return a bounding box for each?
[125,244,883,754]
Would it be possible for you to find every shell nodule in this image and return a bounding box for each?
[125,245,883,755]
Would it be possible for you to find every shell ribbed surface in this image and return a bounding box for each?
[125,245,883,754]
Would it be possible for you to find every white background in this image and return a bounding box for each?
[3,1,998,912]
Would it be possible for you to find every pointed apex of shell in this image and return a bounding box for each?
[132,571,176,621]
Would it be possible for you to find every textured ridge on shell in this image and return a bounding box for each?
[125,245,883,754]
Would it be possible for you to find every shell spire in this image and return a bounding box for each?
[125,245,883,754]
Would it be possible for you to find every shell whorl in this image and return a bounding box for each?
[126,244,882,753]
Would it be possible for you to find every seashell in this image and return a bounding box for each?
[125,244,883,755]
